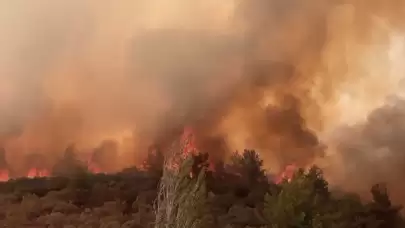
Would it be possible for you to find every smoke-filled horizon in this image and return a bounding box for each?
[1,0,405,199]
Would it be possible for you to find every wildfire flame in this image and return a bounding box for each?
[88,160,102,174]
[0,126,199,182]
[27,168,50,178]
[181,126,197,156]
[274,164,297,184]
[0,170,9,182]
[0,127,298,183]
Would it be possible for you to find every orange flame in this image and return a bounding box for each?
[27,168,50,178]
[88,161,102,174]
[0,170,9,182]
[275,164,297,184]
[181,126,197,156]
[0,127,201,182]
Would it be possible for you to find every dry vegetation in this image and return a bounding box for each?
[0,147,403,228]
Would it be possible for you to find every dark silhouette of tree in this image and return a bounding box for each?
[228,150,267,187]
[91,140,119,172]
[52,144,88,177]
[143,148,164,177]
[367,184,404,228]
[225,150,268,199]
[191,152,210,177]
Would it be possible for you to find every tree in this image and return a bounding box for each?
[191,153,210,177]
[154,142,213,228]
[262,166,384,228]
[52,145,88,177]
[367,184,404,228]
[228,150,268,189]
[263,166,328,227]
[143,148,165,178]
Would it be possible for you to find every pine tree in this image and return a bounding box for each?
[228,150,267,187]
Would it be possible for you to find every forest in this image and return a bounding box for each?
[0,147,402,228]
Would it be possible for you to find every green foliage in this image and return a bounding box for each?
[229,150,267,186]
[263,167,330,228]
[262,166,405,228]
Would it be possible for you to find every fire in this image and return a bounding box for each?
[274,164,297,184]
[0,170,9,182]
[181,127,217,175]
[27,168,50,178]
[164,126,203,177]
[0,126,293,182]
[181,126,197,156]
[88,161,102,174]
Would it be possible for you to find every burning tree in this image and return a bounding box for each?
[154,131,213,228]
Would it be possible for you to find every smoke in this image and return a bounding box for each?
[0,0,242,172]
[1,0,405,185]
[326,96,405,203]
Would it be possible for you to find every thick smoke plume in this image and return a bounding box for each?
[327,97,405,203]
[1,0,405,191]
